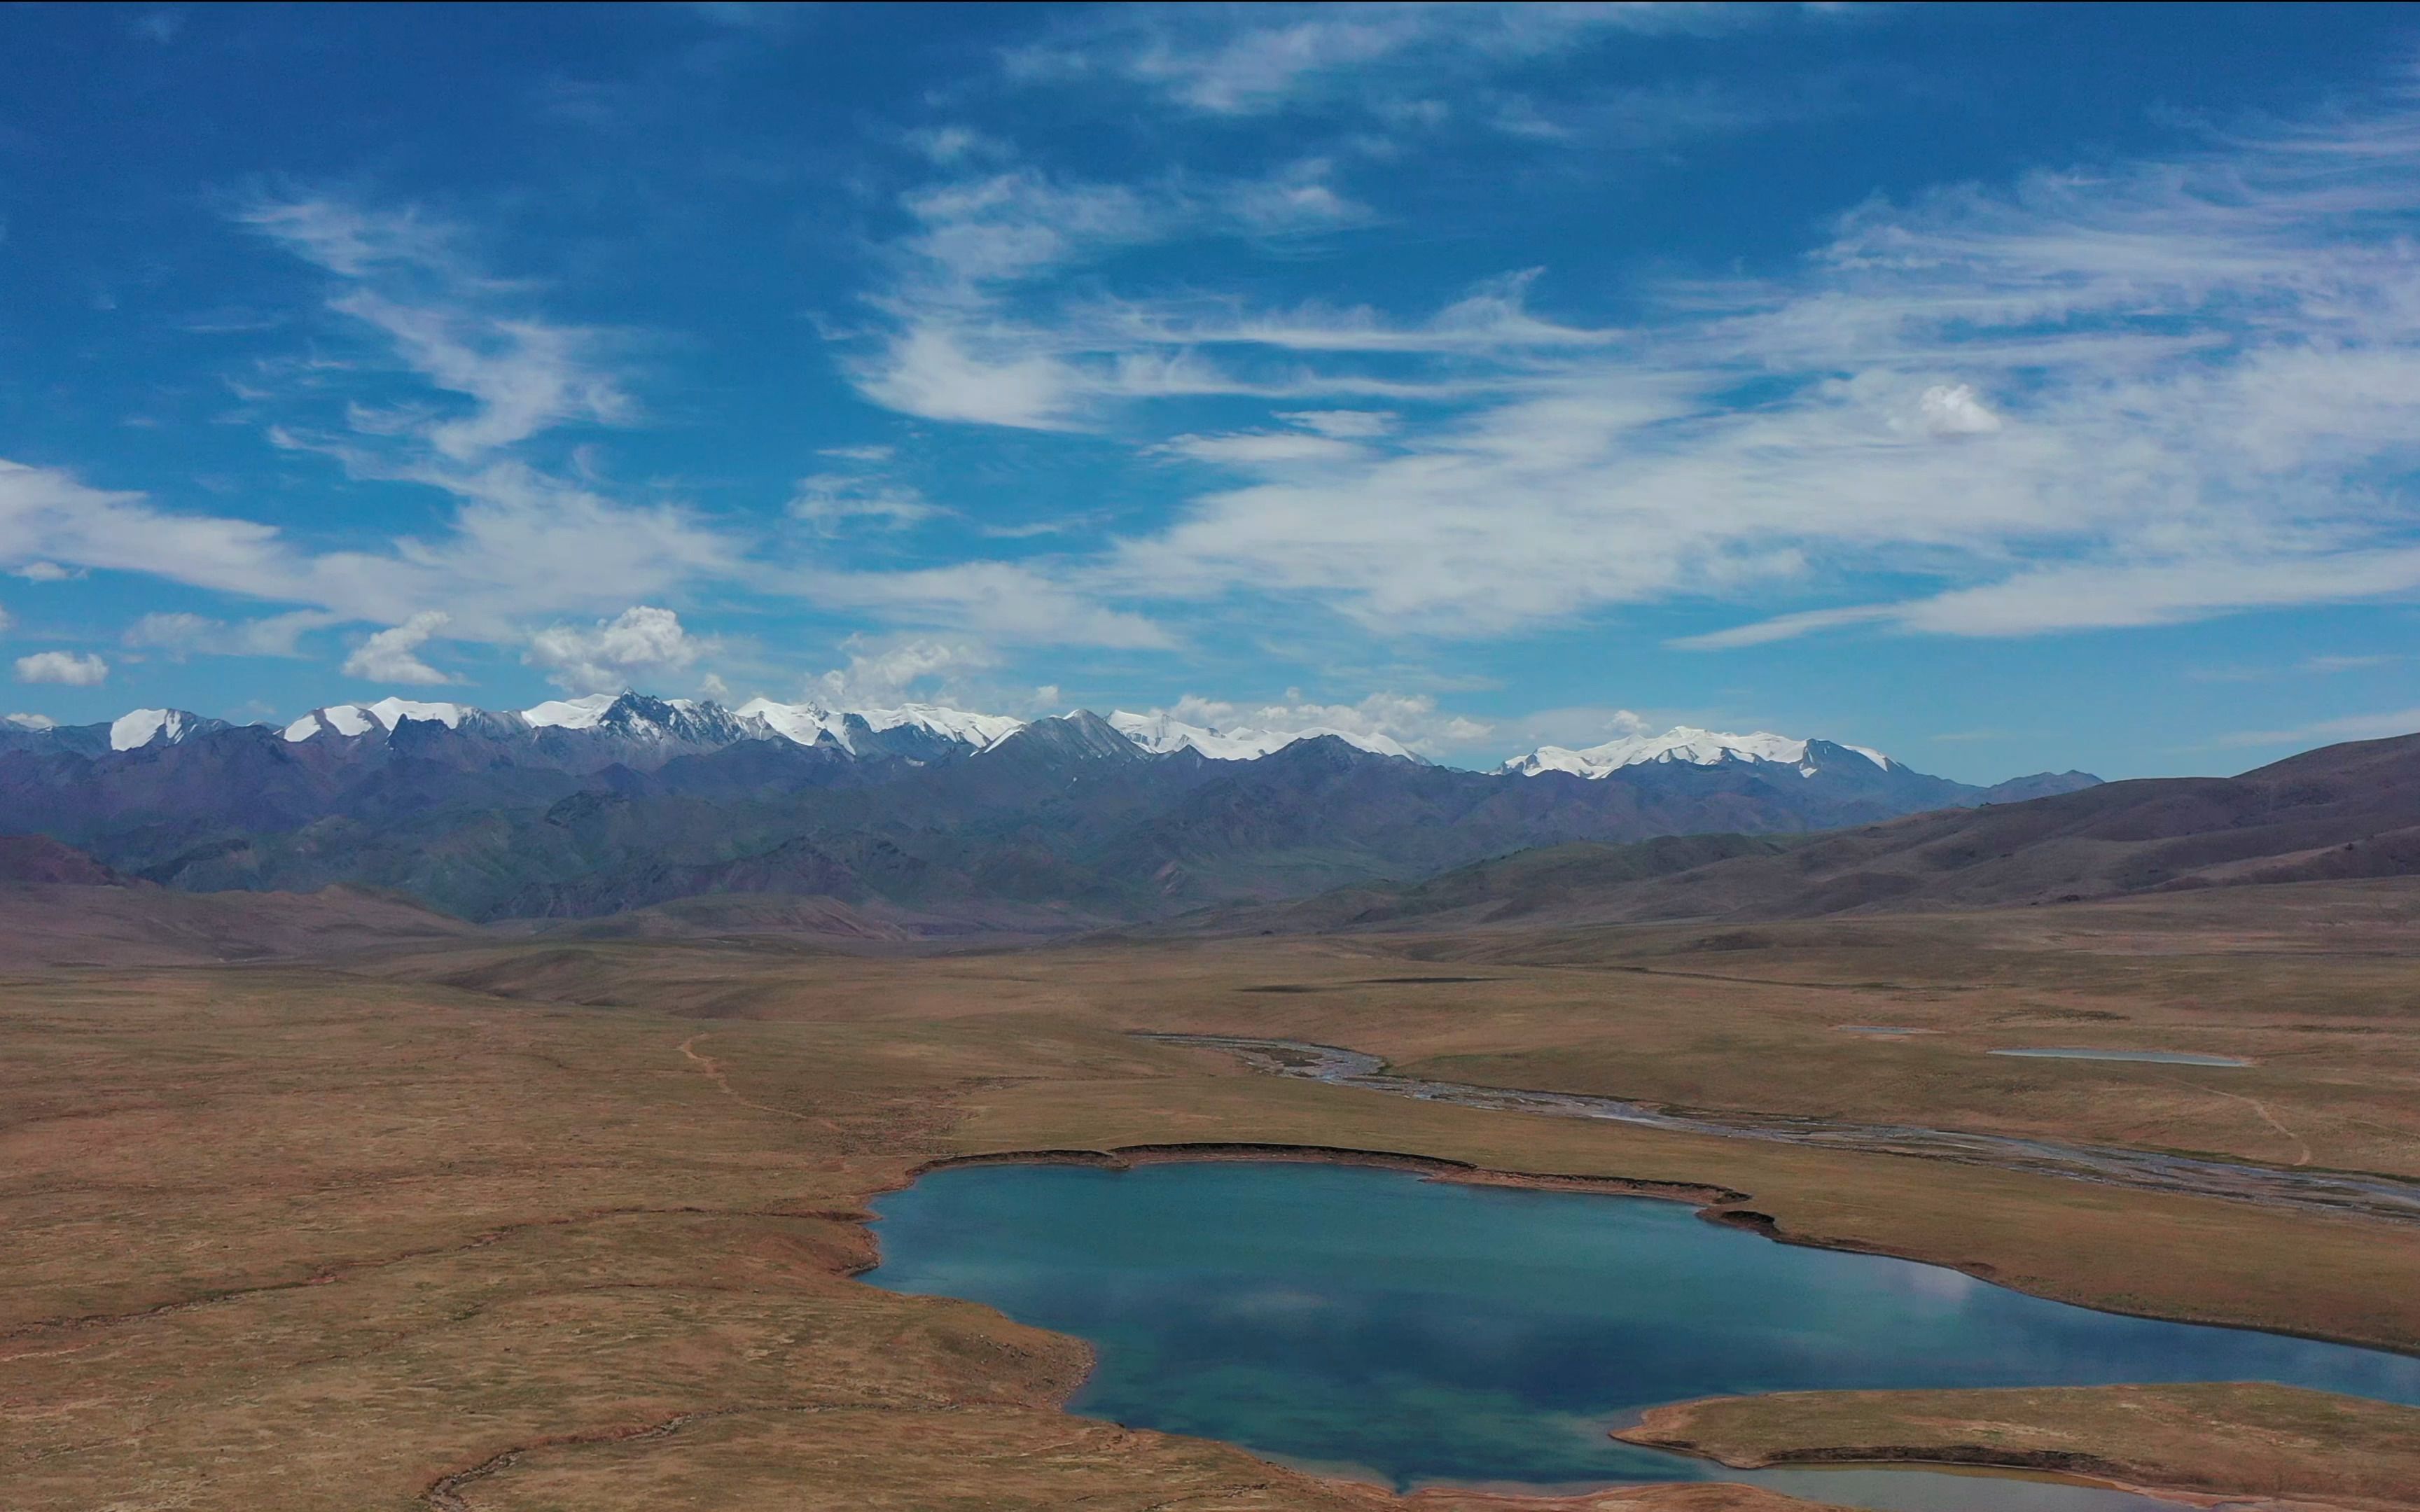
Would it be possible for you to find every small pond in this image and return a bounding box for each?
[867,1161,2420,1510]
[1991,1048,2252,1066]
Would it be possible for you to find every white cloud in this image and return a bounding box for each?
[125,610,333,659]
[4,711,57,730]
[1154,688,1491,754]
[798,560,1169,650]
[1157,431,1368,467]
[1913,382,2002,437]
[16,650,108,686]
[526,605,708,692]
[861,82,2420,644]
[814,636,994,706]
[326,290,633,461]
[856,323,1086,430]
[2220,706,2420,749]
[216,195,740,640]
[0,195,742,687]
[239,192,637,464]
[1670,606,1901,651]
[903,125,1011,166]
[1006,5,1752,119]
[852,160,1378,430]
[343,610,454,685]
[1278,409,1396,438]
[789,472,940,533]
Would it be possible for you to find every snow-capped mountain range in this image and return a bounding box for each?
[0,690,2101,927]
[17,691,1890,778]
[1501,725,1894,780]
[36,692,1435,765]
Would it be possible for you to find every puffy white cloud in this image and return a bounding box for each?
[342,610,454,685]
[526,605,707,692]
[814,636,994,706]
[1156,688,1491,754]
[1914,383,2003,438]
[11,561,74,582]
[16,650,109,686]
[4,711,57,730]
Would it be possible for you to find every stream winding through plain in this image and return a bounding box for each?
[1142,1033,2420,1226]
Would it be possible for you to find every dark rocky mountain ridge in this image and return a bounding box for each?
[0,693,2101,925]
[1195,731,2420,935]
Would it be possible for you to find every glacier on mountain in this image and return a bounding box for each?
[283,698,471,741]
[1108,709,1414,762]
[520,694,620,731]
[77,696,1897,785]
[735,697,1025,753]
[110,708,215,752]
[1503,724,1893,779]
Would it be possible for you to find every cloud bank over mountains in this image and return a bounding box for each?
[3,6,2418,775]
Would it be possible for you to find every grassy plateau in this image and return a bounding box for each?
[6,878,2420,1510]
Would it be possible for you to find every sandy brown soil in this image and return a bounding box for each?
[1615,1384,2420,1508]
[6,881,2419,1509]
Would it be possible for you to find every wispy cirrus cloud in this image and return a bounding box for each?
[0,194,750,691]
[124,610,335,659]
[2220,706,2420,748]
[1002,4,1766,119]
[830,75,2420,648]
[849,158,1378,429]
[793,559,1171,650]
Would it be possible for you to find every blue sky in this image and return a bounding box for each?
[4,2,2420,779]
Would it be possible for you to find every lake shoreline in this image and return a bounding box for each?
[1613,1385,2420,1512]
[868,1153,2402,1512]
[900,1142,2420,1362]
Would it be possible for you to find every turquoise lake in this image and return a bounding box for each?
[866,1161,2420,1504]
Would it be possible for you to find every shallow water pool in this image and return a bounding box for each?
[1991,1048,2251,1066]
[866,1161,2419,1508]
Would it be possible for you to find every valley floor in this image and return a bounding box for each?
[6,880,2420,1510]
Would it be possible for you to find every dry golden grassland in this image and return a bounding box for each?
[6,882,2419,1510]
[1617,1384,2420,1511]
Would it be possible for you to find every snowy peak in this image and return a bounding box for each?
[283,698,471,742]
[1504,725,1893,780]
[581,693,759,747]
[1108,710,1415,762]
[735,697,1024,755]
[985,709,1148,765]
[110,708,226,752]
[519,693,619,732]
